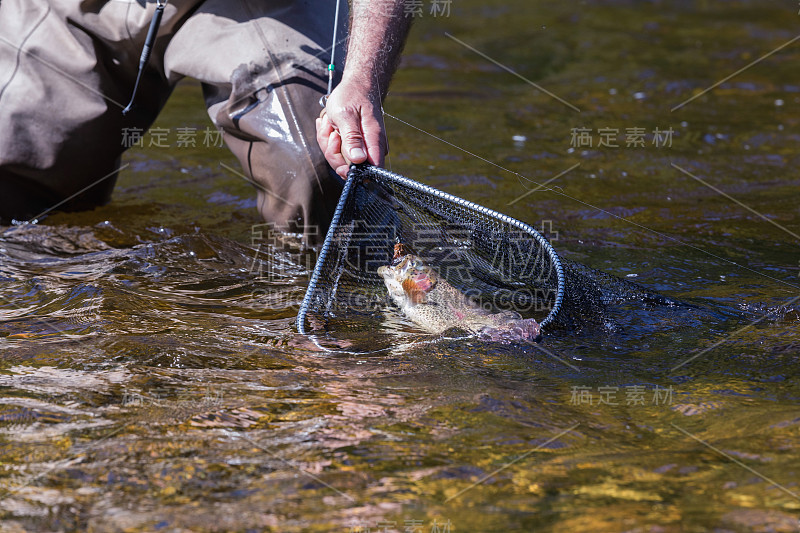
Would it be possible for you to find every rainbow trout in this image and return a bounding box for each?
[377,245,541,342]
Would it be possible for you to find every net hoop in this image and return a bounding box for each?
[296,164,565,334]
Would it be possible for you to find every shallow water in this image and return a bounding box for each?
[2,1,799,531]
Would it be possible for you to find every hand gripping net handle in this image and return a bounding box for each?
[295,165,565,334]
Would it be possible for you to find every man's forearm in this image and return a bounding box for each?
[316,1,411,176]
[344,0,412,100]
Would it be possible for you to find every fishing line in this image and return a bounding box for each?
[383,113,800,292]
[122,0,167,115]
[320,0,343,108]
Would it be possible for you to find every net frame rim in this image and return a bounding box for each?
[296,164,565,334]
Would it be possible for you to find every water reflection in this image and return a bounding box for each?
[3,0,800,529]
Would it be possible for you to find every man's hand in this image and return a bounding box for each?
[315,0,411,179]
[316,80,386,178]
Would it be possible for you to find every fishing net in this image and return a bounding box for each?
[296,164,566,335]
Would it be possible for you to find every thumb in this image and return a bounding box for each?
[337,107,368,164]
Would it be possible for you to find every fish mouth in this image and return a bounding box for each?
[380,255,419,283]
[390,254,409,268]
[391,254,414,269]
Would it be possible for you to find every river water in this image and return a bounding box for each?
[1,1,799,531]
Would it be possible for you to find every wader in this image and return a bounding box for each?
[0,0,347,242]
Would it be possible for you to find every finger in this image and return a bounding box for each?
[316,117,327,154]
[360,112,386,168]
[325,130,348,176]
[319,115,347,177]
[334,106,368,164]
[316,115,333,155]
[328,129,342,160]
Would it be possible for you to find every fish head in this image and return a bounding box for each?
[378,254,438,306]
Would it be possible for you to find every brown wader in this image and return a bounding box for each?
[0,0,347,242]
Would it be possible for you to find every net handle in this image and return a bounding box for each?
[296,164,565,333]
[296,165,359,334]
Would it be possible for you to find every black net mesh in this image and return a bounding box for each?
[553,257,680,331]
[296,165,565,335]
